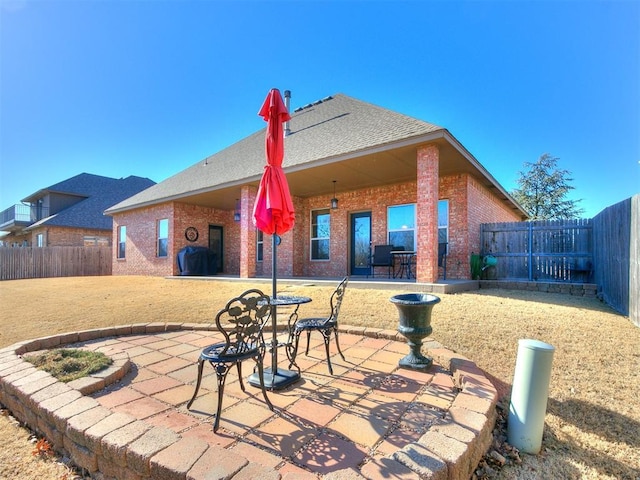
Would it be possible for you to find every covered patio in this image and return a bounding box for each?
[168,275,481,295]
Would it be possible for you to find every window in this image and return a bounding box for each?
[157,219,168,257]
[117,226,126,259]
[438,200,449,249]
[256,229,264,262]
[311,209,330,260]
[36,233,44,248]
[387,204,415,251]
[84,236,110,246]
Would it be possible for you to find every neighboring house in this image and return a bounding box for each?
[0,173,155,248]
[105,93,527,282]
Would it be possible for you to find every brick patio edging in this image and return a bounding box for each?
[0,323,498,480]
[479,279,598,297]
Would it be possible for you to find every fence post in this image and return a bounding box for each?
[528,221,533,281]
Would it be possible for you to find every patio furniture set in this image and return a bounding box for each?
[186,277,349,432]
[368,243,449,280]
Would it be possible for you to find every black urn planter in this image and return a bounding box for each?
[390,293,441,370]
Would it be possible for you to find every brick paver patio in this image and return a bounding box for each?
[0,323,498,479]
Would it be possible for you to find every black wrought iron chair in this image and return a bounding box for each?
[186,289,273,432]
[438,242,448,280]
[289,276,349,375]
[368,245,394,278]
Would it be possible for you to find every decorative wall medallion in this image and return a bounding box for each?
[185,227,199,242]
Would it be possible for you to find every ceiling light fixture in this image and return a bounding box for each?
[233,199,241,222]
[331,181,338,210]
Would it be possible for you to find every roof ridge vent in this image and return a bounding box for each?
[292,95,334,113]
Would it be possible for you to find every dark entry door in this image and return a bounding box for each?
[350,212,371,276]
[208,225,223,273]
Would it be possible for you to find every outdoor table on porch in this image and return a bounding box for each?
[248,294,312,390]
[392,251,416,279]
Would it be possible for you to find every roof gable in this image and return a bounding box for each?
[285,94,442,164]
[106,94,444,213]
[27,174,155,230]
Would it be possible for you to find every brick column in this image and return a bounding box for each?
[291,196,305,277]
[416,144,439,283]
[239,186,257,278]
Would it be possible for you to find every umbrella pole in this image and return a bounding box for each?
[249,233,300,390]
[271,234,278,374]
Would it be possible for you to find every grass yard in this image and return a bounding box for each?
[0,276,638,479]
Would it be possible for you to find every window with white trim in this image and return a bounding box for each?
[117,226,126,259]
[438,200,449,250]
[387,204,416,251]
[157,219,168,257]
[310,209,330,260]
[256,229,264,262]
[84,236,109,246]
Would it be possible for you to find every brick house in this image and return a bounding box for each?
[105,93,527,282]
[0,173,155,248]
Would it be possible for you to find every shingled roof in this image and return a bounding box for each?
[106,94,445,213]
[25,173,155,231]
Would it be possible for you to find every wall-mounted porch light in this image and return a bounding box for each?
[233,199,241,222]
[330,180,338,210]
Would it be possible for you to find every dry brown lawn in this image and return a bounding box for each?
[0,276,638,479]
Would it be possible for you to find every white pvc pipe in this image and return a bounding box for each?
[508,339,555,454]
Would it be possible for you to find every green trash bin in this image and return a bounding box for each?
[470,254,482,280]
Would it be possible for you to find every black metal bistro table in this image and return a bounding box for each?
[391,251,416,279]
[248,294,312,390]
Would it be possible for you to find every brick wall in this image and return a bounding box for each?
[300,182,418,278]
[111,202,238,276]
[240,186,258,278]
[42,227,112,247]
[417,145,439,282]
[466,175,522,254]
[292,195,306,277]
[258,226,295,278]
[439,174,521,279]
[111,174,521,281]
[2,227,111,247]
[173,202,239,275]
[112,204,175,276]
[439,174,469,279]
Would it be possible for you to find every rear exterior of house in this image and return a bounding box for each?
[106,93,526,282]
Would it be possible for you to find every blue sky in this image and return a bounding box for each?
[1,0,638,219]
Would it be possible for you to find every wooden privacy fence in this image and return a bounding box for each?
[480,219,593,283]
[0,246,112,280]
[592,195,638,325]
[480,195,638,328]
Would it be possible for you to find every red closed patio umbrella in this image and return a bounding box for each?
[250,88,299,389]
[253,88,294,236]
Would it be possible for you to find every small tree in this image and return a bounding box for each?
[512,153,584,220]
